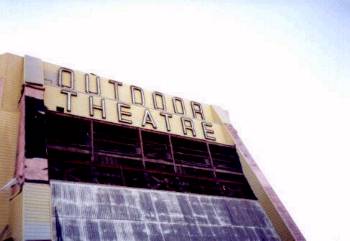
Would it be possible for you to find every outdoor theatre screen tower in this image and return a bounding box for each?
[0,53,304,241]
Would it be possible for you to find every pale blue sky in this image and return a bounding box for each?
[1,1,350,240]
[1,1,349,97]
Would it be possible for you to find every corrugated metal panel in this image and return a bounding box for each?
[23,183,52,240]
[51,181,280,241]
[9,192,23,241]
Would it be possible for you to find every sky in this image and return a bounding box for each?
[1,1,350,240]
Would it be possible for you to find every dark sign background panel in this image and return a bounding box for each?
[51,181,280,241]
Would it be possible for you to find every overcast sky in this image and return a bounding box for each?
[1,1,350,240]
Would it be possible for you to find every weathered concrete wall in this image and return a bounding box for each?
[51,181,280,241]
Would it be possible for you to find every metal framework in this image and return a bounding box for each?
[47,111,256,199]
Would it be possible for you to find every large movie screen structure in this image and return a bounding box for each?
[0,54,304,241]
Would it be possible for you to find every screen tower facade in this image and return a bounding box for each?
[0,53,304,241]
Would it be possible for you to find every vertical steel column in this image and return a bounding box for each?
[120,166,126,186]
[90,120,96,183]
[206,142,216,178]
[168,135,177,173]
[138,129,146,168]
[90,120,94,162]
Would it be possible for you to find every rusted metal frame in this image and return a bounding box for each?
[56,159,245,185]
[95,152,142,161]
[49,149,247,185]
[214,169,244,176]
[144,157,174,166]
[90,120,94,161]
[63,169,78,182]
[49,145,242,174]
[173,147,209,156]
[93,117,138,130]
[138,129,146,168]
[175,161,211,169]
[48,146,152,162]
[95,134,136,143]
[172,143,207,153]
[47,113,255,196]
[94,138,140,147]
[210,151,237,160]
[168,134,177,173]
[120,166,126,186]
[47,142,244,180]
[175,163,214,173]
[207,142,216,175]
[90,119,97,181]
[140,138,169,146]
[47,145,90,154]
[48,110,234,147]
[50,144,215,171]
[49,110,138,130]
[47,111,247,177]
[47,139,91,150]
[94,126,139,142]
[95,148,141,158]
[173,151,212,160]
[210,159,238,169]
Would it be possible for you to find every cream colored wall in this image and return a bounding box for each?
[43,62,234,145]
[0,53,22,237]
